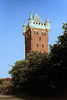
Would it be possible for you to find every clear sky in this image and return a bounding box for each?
[0,0,67,78]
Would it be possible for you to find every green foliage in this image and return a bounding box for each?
[0,79,2,84]
[9,51,50,94]
[0,80,13,94]
[9,23,67,95]
[49,23,67,89]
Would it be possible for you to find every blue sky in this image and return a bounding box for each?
[0,0,67,78]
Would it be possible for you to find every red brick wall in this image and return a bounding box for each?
[25,28,48,56]
[31,28,48,53]
[25,29,31,56]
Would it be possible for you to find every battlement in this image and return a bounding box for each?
[22,13,50,56]
[22,13,50,36]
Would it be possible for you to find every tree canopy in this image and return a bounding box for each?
[9,23,67,95]
[9,51,50,94]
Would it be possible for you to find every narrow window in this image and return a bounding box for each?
[37,44,38,47]
[34,30,38,35]
[42,32,46,36]
[42,45,44,48]
[39,37,41,41]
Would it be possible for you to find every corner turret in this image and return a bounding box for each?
[23,21,26,36]
[22,13,51,36]
[45,16,50,32]
[29,13,33,19]
[28,13,34,28]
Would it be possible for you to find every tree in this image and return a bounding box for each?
[0,79,2,84]
[9,51,50,94]
[9,23,67,95]
[9,60,29,92]
[49,23,67,89]
[26,51,50,93]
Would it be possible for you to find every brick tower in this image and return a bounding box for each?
[22,13,50,56]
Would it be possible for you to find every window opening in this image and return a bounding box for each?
[34,30,38,35]
[42,32,46,36]
[39,37,41,41]
[37,44,38,47]
[42,45,44,48]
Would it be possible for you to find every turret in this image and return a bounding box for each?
[28,13,34,28]
[29,13,32,19]
[23,21,26,36]
[45,16,50,32]
[22,13,51,56]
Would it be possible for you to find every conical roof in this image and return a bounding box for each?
[29,13,33,19]
[23,21,26,26]
[46,16,49,22]
[33,13,44,23]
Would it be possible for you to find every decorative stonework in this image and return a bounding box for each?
[22,13,50,56]
[23,13,50,36]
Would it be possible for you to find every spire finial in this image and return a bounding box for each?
[23,21,26,26]
[29,13,32,19]
[46,16,49,22]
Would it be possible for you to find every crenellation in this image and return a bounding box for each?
[22,13,50,56]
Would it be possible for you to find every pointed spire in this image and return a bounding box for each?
[29,13,32,19]
[34,11,37,16]
[46,16,49,22]
[35,9,36,13]
[23,21,26,26]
